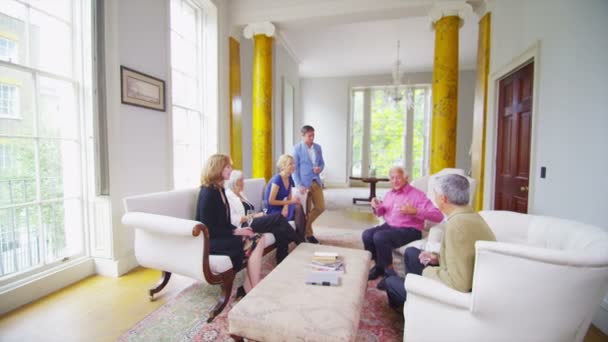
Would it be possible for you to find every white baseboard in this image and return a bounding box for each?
[0,258,95,315]
[94,253,139,277]
[325,182,349,188]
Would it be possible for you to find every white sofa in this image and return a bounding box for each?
[403,210,608,342]
[121,178,276,322]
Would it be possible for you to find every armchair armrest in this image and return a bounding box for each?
[405,274,471,310]
[122,212,203,237]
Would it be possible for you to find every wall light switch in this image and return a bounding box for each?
[540,167,547,179]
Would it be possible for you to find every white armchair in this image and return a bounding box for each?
[403,211,608,342]
[121,178,276,322]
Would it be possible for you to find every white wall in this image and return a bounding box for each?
[300,71,476,186]
[238,37,300,177]
[273,41,300,160]
[487,0,608,226]
[110,0,171,264]
[488,0,608,333]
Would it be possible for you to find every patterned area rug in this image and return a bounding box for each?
[118,210,404,342]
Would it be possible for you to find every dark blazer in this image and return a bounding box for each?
[196,185,244,269]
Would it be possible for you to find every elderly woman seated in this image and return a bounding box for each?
[226,170,302,264]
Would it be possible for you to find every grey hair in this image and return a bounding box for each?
[388,165,408,178]
[226,170,244,191]
[434,174,470,206]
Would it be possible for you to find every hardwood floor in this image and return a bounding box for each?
[0,268,194,342]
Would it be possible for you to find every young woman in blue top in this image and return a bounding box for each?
[264,154,307,241]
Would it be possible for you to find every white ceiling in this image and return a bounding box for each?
[230,0,481,78]
[282,15,478,78]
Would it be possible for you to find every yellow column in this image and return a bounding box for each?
[251,34,273,180]
[229,37,243,170]
[471,12,492,210]
[430,15,460,174]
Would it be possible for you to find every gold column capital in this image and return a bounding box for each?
[243,22,276,39]
[428,1,473,29]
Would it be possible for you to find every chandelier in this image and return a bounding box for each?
[387,40,414,109]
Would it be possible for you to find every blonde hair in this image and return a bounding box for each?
[276,154,294,172]
[201,154,231,188]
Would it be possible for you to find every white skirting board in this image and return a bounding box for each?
[94,253,139,277]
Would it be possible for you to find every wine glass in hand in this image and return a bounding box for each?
[246,209,254,227]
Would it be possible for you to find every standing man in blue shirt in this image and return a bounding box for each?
[293,125,325,243]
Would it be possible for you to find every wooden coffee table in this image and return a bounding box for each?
[349,176,389,204]
[228,243,371,342]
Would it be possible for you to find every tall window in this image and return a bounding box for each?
[0,37,18,62]
[0,1,91,279]
[0,83,19,119]
[170,0,206,189]
[350,86,431,180]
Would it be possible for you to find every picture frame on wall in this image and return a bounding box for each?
[120,66,166,111]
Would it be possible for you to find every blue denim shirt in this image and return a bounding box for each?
[292,142,324,189]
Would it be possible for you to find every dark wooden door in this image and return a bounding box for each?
[494,62,533,213]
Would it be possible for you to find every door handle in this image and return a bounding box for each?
[520,186,529,192]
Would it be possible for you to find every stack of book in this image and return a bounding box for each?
[309,252,345,275]
[306,252,345,286]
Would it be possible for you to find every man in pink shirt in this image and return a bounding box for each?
[363,166,443,282]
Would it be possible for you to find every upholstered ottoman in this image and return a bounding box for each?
[228,243,371,341]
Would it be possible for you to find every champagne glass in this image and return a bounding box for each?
[420,241,432,265]
[246,209,254,226]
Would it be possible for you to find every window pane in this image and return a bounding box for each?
[0,205,41,277]
[0,2,26,65]
[172,106,187,144]
[370,89,405,178]
[37,76,78,139]
[171,70,184,107]
[183,75,198,109]
[30,9,72,77]
[29,0,72,22]
[187,110,201,145]
[39,139,81,200]
[42,199,83,263]
[0,138,36,206]
[351,91,364,177]
[0,67,35,135]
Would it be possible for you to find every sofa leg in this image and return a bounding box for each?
[149,271,172,301]
[230,335,244,342]
[207,272,235,322]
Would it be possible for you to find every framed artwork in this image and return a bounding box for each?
[120,66,166,111]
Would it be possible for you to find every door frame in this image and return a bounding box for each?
[484,41,542,212]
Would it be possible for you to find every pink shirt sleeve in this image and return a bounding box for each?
[414,195,444,223]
